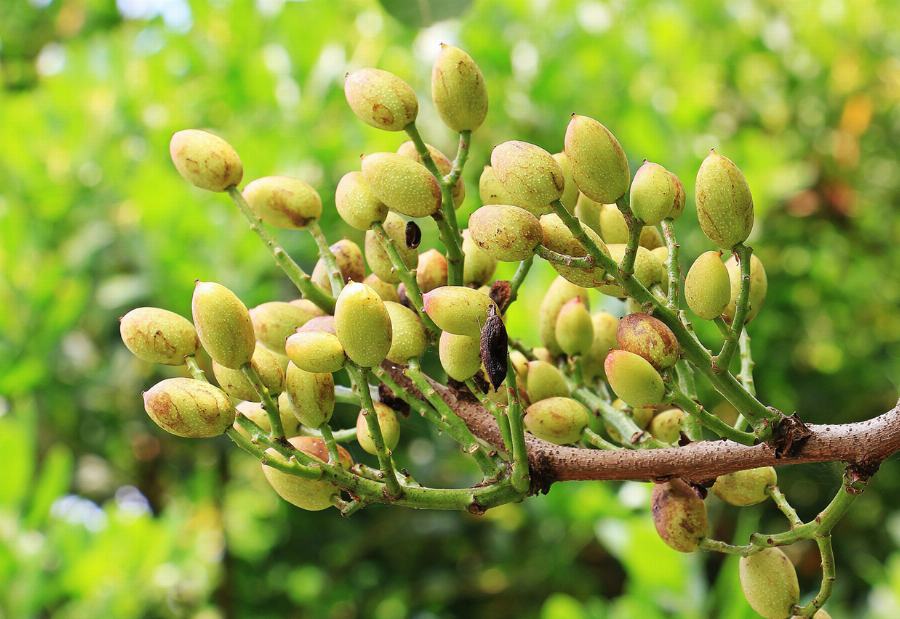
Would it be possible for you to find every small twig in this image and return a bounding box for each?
[241,363,285,440]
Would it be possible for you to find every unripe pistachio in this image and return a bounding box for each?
[670,172,686,219]
[714,401,739,426]
[539,277,589,354]
[581,312,619,379]
[416,248,448,293]
[460,229,497,286]
[490,141,564,215]
[143,377,235,438]
[192,281,256,369]
[616,313,679,370]
[739,548,800,619]
[573,194,603,236]
[362,153,441,218]
[651,479,708,552]
[650,246,668,265]
[793,612,831,619]
[242,176,321,229]
[312,239,365,290]
[344,68,418,131]
[478,166,513,205]
[509,350,529,378]
[533,347,553,364]
[120,307,199,365]
[169,129,242,192]
[553,152,578,212]
[335,171,388,230]
[422,286,496,338]
[431,44,488,132]
[365,212,418,283]
[234,399,301,439]
[684,251,730,320]
[564,115,630,204]
[712,467,776,507]
[723,253,768,323]
[356,403,401,454]
[284,362,335,427]
[639,226,664,250]
[397,141,465,207]
[285,330,346,374]
[524,397,590,444]
[298,315,336,334]
[438,332,481,381]
[334,282,392,367]
[363,274,400,303]
[385,301,426,363]
[649,408,685,443]
[213,344,286,401]
[695,150,754,249]
[526,360,569,403]
[597,202,629,243]
[468,205,542,262]
[604,350,665,407]
[555,298,593,356]
[629,161,678,225]
[596,245,662,297]
[262,437,352,510]
[251,301,325,355]
[539,213,610,287]
[604,400,655,443]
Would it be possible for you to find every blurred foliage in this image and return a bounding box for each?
[0,0,898,617]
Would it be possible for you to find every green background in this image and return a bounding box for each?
[1,0,898,617]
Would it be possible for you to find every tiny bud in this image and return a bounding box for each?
[616,312,679,370]
[685,251,731,320]
[422,286,497,338]
[525,360,569,403]
[695,150,754,249]
[431,44,488,132]
[356,403,401,454]
[739,547,800,619]
[334,282,393,367]
[384,301,427,363]
[723,253,768,323]
[335,171,388,231]
[468,205,543,262]
[192,281,256,369]
[284,363,335,427]
[539,277,589,354]
[490,141,564,215]
[243,176,322,229]
[120,307,199,366]
[344,68,418,131]
[143,377,235,438]
[555,298,594,357]
[649,408,685,443]
[365,212,418,284]
[629,161,678,225]
[169,129,242,192]
[462,229,497,287]
[604,350,665,407]
[285,330,347,374]
[416,249,449,293]
[439,332,482,381]
[262,437,352,510]
[564,115,630,204]
[362,152,441,218]
[250,301,326,355]
[213,344,287,401]
[712,467,777,507]
[651,479,708,552]
[524,397,590,444]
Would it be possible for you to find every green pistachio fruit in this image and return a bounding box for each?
[712,467,777,507]
[334,282,392,367]
[422,286,496,338]
[362,152,441,218]
[312,239,365,290]
[169,129,242,192]
[431,44,488,132]
[462,229,497,286]
[478,166,513,205]
[468,204,543,262]
[695,150,754,249]
[284,362,335,427]
[120,307,199,366]
[192,281,256,369]
[285,330,346,374]
[365,212,418,283]
[651,479,708,552]
[555,298,594,357]
[356,402,401,455]
[596,245,662,297]
[739,547,800,619]
[250,300,325,355]
[526,360,570,403]
[616,312,679,370]
[524,397,590,444]
[604,349,665,407]
[416,248,449,293]
[573,193,603,236]
[143,377,235,438]
[649,408,685,443]
[438,332,482,381]
[490,141,564,215]
[581,312,619,379]
[396,140,465,207]
[262,437,352,510]
[213,344,286,401]
[553,152,579,212]
[539,213,609,287]
[242,176,322,229]
[723,253,768,323]
[564,115,630,204]
[335,171,388,230]
[539,277,589,354]
[385,301,426,363]
[629,161,678,225]
[685,251,730,320]
[234,399,301,439]
[363,273,400,303]
[344,68,418,131]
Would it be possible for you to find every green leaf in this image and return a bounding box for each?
[377,0,473,28]
[25,444,73,528]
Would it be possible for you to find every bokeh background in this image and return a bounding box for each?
[1,0,899,617]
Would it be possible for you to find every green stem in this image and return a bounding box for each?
[615,197,642,276]
[465,378,512,458]
[675,361,702,441]
[505,359,531,494]
[318,423,340,464]
[507,256,533,309]
[307,220,344,296]
[793,535,835,617]
[698,538,757,556]
[334,385,360,406]
[225,428,321,479]
[371,222,440,334]
[241,364,285,440]
[714,244,752,372]
[768,485,803,529]
[348,365,402,498]
[582,428,622,450]
[298,426,357,443]
[227,187,335,313]
[660,218,681,311]
[573,387,665,449]
[669,389,756,446]
[535,244,595,269]
[445,130,471,187]
[738,329,756,396]
[185,355,207,382]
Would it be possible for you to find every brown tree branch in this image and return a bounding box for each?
[384,364,900,489]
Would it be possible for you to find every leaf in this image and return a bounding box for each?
[377,0,473,28]
[25,444,73,528]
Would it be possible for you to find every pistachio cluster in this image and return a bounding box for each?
[121,43,856,617]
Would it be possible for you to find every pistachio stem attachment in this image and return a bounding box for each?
[465,378,512,457]
[572,387,664,450]
[348,364,402,499]
[227,187,335,313]
[241,363,286,440]
[714,243,753,372]
[318,423,341,464]
[615,196,642,277]
[444,130,471,188]
[307,220,345,296]
[660,218,681,311]
[767,485,803,528]
[185,355,207,382]
[582,428,622,451]
[534,244,595,269]
[668,387,756,446]
[505,358,531,494]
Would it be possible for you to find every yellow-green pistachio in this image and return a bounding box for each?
[478,165,513,205]
[385,301,426,363]
[213,344,286,401]
[365,211,418,283]
[581,312,619,379]
[723,253,768,323]
[629,161,678,225]
[285,330,346,374]
[649,408,685,443]
[640,226,664,250]
[333,282,392,367]
[462,229,497,286]
[192,281,256,369]
[284,362,335,427]
[416,248,448,293]
[739,548,800,619]
[670,171,686,219]
[363,273,400,303]
[573,193,603,236]
[596,244,661,297]
[650,246,669,265]
[262,437,352,510]
[524,397,590,444]
[490,141,564,215]
[553,152,579,212]
[362,152,441,218]
[525,360,569,403]
[250,300,325,355]
[605,400,656,443]
[555,298,594,357]
[334,171,388,230]
[312,238,365,291]
[298,315,336,334]
[564,115,630,204]
[539,213,610,287]
[431,43,488,132]
[356,402,401,455]
[242,176,322,229]
[234,400,301,439]
[509,350,529,378]
[685,251,730,320]
[695,150,754,249]
[604,349,665,407]
[422,286,496,338]
[712,467,777,507]
[120,307,199,365]
[651,479,708,552]
[539,276,589,354]
[468,204,542,262]
[597,202,629,243]
[143,377,235,438]
[169,129,242,192]
[616,312,679,370]
[396,140,465,207]
[344,68,418,131]
[438,331,482,381]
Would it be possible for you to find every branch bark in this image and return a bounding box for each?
[385,364,900,488]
